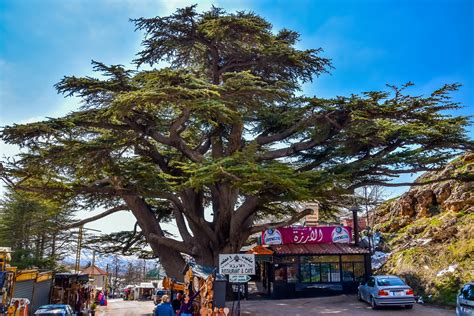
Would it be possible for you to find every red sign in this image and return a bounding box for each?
[261,226,352,245]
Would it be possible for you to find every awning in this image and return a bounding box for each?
[246,245,274,262]
[246,245,274,255]
[269,243,370,255]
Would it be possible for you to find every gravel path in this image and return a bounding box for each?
[101,295,454,316]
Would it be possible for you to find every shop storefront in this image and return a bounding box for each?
[250,226,371,298]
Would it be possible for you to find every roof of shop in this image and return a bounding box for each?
[269,243,370,255]
[246,245,274,255]
[81,265,108,275]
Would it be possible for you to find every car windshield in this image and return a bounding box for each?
[463,284,474,300]
[36,310,65,315]
[377,278,405,286]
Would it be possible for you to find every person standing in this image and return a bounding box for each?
[172,291,183,315]
[178,285,205,316]
[155,295,173,316]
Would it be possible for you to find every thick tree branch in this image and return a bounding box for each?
[231,196,260,235]
[258,139,320,161]
[170,107,191,136]
[149,233,193,254]
[62,205,130,229]
[173,206,193,243]
[348,175,471,190]
[248,208,313,234]
[125,117,204,162]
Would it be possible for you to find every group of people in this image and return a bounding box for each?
[154,285,204,316]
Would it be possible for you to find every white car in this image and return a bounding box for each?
[358,275,415,309]
[457,282,474,316]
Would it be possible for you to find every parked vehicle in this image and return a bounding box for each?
[358,275,415,309]
[457,282,474,316]
[34,304,74,315]
[152,289,171,305]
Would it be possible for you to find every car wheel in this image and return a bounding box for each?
[405,305,413,309]
[371,297,378,310]
[357,291,363,302]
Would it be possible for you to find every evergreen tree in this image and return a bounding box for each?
[1,6,472,278]
[0,190,75,269]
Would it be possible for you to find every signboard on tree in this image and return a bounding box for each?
[219,254,255,275]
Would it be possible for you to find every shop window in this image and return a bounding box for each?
[310,264,321,282]
[300,264,311,283]
[330,263,341,282]
[342,261,365,282]
[287,264,298,283]
[274,265,287,281]
[301,260,341,283]
[353,262,365,281]
[342,262,354,281]
[321,263,330,282]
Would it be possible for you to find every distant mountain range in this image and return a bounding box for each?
[62,248,158,273]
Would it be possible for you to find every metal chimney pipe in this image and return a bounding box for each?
[351,207,360,246]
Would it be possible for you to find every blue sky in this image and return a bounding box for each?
[0,0,473,233]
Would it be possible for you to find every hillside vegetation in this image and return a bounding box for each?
[373,153,473,306]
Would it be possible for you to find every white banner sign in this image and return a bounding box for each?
[219,254,255,275]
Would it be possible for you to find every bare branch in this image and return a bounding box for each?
[62,205,130,229]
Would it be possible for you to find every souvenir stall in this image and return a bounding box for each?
[164,262,227,316]
[0,248,15,315]
[136,283,154,300]
[251,225,371,298]
[51,273,93,313]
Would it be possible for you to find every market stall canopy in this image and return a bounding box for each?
[138,282,155,289]
[54,273,89,282]
[269,243,370,255]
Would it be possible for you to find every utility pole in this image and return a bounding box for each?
[106,263,109,297]
[74,226,101,273]
[91,250,96,269]
[114,255,120,298]
[74,225,83,273]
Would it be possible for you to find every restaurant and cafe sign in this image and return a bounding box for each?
[262,226,352,245]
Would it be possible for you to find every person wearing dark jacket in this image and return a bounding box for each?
[178,285,205,316]
[172,291,183,314]
[155,295,173,316]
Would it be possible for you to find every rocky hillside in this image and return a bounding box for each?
[372,153,473,306]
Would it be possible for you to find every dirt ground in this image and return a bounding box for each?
[100,295,454,316]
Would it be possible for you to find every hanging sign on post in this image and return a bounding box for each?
[229,275,252,283]
[218,254,255,275]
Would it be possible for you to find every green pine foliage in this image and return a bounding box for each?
[0,5,472,273]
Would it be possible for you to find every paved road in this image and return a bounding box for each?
[100,296,454,316]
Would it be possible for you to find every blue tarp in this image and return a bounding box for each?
[0,271,6,287]
[184,260,226,281]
